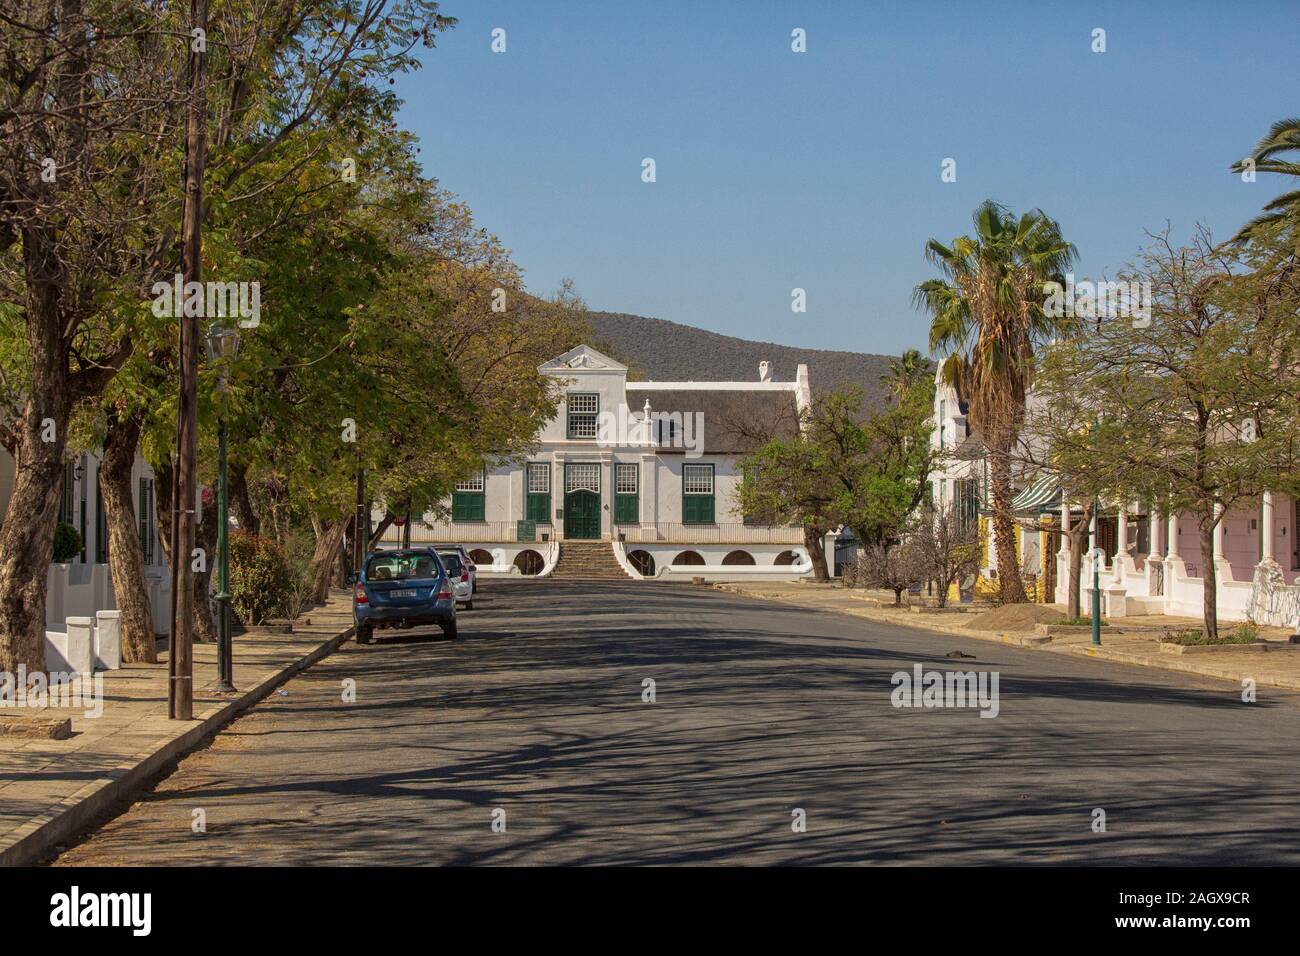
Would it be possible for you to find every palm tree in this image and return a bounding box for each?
[881,348,933,398]
[1231,117,1300,243]
[913,200,1077,603]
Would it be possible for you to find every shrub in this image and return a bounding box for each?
[52,522,82,562]
[229,531,292,625]
[1159,627,1258,646]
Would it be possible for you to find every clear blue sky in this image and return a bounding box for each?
[394,0,1299,357]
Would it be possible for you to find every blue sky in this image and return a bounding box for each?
[395,0,1299,357]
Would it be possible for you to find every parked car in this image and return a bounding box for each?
[432,543,477,594]
[436,548,474,610]
[351,549,456,643]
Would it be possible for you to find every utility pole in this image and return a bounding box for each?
[169,0,209,720]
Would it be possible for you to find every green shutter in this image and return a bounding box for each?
[615,493,638,524]
[452,491,485,522]
[526,492,551,523]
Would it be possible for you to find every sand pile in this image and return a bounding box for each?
[963,603,1063,633]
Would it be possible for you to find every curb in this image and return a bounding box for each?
[0,620,354,867]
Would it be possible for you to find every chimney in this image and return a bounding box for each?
[758,360,771,383]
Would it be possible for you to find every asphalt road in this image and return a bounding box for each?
[52,580,1300,865]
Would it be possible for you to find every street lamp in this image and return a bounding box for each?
[205,322,241,693]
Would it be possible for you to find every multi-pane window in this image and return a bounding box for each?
[682,463,715,524]
[526,463,551,523]
[566,393,599,439]
[452,471,486,522]
[137,478,155,565]
[565,463,600,493]
[527,464,550,494]
[614,463,639,524]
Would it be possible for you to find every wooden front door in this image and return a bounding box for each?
[564,490,600,539]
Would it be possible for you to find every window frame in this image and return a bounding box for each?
[614,462,639,524]
[452,470,487,522]
[682,463,716,525]
[566,392,600,440]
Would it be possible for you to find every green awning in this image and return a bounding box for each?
[1010,475,1061,513]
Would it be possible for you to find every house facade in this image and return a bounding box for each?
[0,447,171,637]
[925,367,1300,627]
[379,345,820,581]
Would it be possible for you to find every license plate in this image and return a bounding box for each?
[390,589,418,598]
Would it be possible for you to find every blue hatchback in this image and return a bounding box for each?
[352,549,457,644]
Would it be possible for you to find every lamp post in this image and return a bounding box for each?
[1091,495,1102,647]
[205,322,241,693]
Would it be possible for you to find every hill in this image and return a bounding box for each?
[582,311,899,406]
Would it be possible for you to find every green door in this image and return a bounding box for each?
[564,490,600,539]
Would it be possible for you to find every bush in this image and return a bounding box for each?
[52,522,82,562]
[229,531,292,625]
[1159,627,1258,646]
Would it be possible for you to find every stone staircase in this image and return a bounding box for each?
[550,541,633,580]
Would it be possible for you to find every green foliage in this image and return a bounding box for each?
[1159,627,1258,646]
[52,523,82,563]
[229,531,292,625]
[738,371,935,546]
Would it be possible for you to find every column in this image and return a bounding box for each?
[1213,502,1226,561]
[1166,511,1179,558]
[1147,507,1163,561]
[1262,492,1276,563]
[1058,497,1071,555]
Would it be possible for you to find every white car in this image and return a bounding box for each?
[437,549,474,609]
[433,543,477,594]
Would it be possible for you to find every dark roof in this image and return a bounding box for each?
[625,388,800,455]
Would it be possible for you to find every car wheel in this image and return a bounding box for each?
[472,580,478,594]
[442,620,458,641]
[356,623,372,645]
[465,600,473,611]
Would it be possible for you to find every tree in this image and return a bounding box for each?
[736,376,935,581]
[914,200,1077,604]
[1026,227,1300,639]
[914,503,982,608]
[856,536,928,606]
[0,2,185,672]
[1231,117,1300,243]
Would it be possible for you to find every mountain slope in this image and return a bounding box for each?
[583,311,898,406]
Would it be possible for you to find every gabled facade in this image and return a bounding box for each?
[380,345,820,581]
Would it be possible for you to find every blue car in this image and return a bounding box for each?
[352,549,457,644]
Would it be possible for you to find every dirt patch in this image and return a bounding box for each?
[963,603,1062,633]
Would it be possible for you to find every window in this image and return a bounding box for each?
[365,551,442,581]
[615,463,639,524]
[94,463,107,563]
[567,393,599,439]
[682,463,715,524]
[565,463,600,493]
[137,478,155,565]
[526,463,551,524]
[452,472,486,522]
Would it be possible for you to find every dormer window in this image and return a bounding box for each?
[567,392,599,439]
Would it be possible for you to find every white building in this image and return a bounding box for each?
[379,344,821,581]
[0,448,171,638]
[924,366,1300,626]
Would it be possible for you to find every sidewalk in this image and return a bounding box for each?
[0,591,355,866]
[716,581,1300,691]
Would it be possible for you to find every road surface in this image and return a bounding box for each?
[53,580,1300,865]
